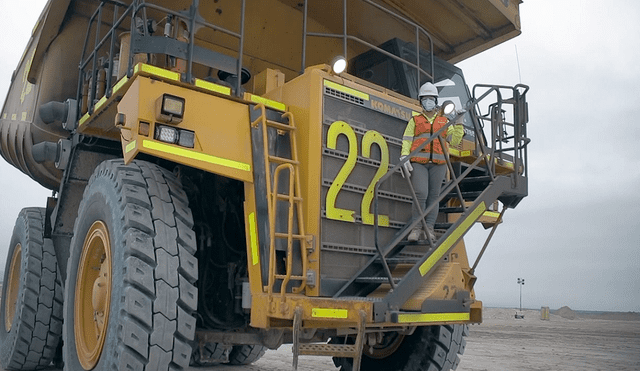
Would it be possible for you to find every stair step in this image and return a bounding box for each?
[445,191,482,200]
[274,232,308,240]
[275,194,303,201]
[439,207,465,213]
[355,276,401,284]
[375,257,421,265]
[336,296,383,302]
[265,120,295,131]
[434,223,453,230]
[268,155,299,165]
[460,175,492,184]
[274,273,305,280]
[298,343,358,358]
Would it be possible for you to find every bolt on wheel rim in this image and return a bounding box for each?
[5,243,22,332]
[75,221,112,370]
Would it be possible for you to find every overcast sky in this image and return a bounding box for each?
[1,0,638,312]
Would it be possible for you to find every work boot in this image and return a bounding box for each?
[425,226,437,244]
[407,227,422,242]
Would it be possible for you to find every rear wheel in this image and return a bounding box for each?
[228,344,267,365]
[63,160,198,370]
[190,343,267,366]
[0,208,63,370]
[333,325,467,371]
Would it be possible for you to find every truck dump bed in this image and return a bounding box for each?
[0,0,523,190]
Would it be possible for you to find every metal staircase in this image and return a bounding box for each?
[292,308,367,371]
[333,84,530,322]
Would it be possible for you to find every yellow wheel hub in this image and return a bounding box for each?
[364,332,405,359]
[75,221,112,370]
[5,243,22,332]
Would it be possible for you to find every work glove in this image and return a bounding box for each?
[446,124,464,147]
[399,156,413,178]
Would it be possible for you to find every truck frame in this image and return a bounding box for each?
[0,1,529,370]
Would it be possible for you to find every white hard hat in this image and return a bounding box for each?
[418,82,439,98]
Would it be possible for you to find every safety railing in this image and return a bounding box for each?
[301,0,435,88]
[76,0,247,121]
[470,84,530,187]
[76,0,132,116]
[368,83,530,288]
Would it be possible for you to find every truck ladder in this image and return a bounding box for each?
[292,307,367,371]
[251,104,311,296]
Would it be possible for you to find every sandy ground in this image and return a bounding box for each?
[4,308,639,370]
[197,308,640,371]
[456,308,640,371]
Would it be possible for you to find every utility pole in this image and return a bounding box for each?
[517,278,525,311]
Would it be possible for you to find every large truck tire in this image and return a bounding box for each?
[228,344,268,365]
[62,160,198,371]
[190,343,267,366]
[0,208,63,370]
[333,324,468,371]
[190,342,232,366]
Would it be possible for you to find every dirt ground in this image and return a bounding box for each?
[4,308,639,371]
[195,307,640,371]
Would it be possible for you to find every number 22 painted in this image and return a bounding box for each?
[325,121,390,227]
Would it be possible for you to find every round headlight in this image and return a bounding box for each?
[331,56,347,74]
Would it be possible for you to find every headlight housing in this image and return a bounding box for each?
[156,94,185,124]
[154,124,195,148]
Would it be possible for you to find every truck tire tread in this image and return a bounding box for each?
[0,208,63,370]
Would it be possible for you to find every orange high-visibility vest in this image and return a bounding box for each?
[409,114,449,164]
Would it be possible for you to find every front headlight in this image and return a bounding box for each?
[154,124,195,148]
[156,94,185,124]
[155,125,179,144]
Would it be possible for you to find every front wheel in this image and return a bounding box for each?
[63,160,199,370]
[333,325,468,371]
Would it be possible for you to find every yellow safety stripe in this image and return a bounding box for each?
[79,113,90,126]
[312,308,348,319]
[195,78,231,96]
[125,140,137,154]
[142,140,252,172]
[501,161,515,169]
[250,95,286,112]
[134,63,181,81]
[449,148,471,157]
[113,76,129,94]
[396,312,470,324]
[94,96,108,111]
[248,212,259,266]
[483,211,501,218]
[420,202,486,276]
[324,80,370,101]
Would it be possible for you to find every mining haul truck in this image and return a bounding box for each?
[0,0,529,370]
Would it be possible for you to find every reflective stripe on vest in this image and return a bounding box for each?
[410,114,449,164]
[410,152,446,163]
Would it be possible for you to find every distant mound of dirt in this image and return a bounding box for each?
[550,306,640,321]
[555,306,577,320]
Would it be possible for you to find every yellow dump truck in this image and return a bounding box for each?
[0,1,529,370]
